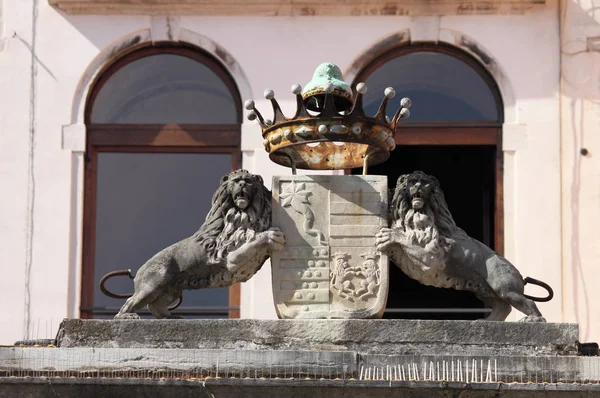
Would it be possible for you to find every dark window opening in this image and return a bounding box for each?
[355,145,496,320]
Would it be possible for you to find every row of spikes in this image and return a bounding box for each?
[244,82,412,131]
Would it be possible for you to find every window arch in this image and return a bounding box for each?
[87,47,241,124]
[360,47,502,123]
[356,43,503,125]
[81,45,242,319]
[352,43,504,320]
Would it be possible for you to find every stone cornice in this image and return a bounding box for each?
[48,0,547,16]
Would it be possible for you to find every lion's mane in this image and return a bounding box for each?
[390,171,467,252]
[192,170,271,264]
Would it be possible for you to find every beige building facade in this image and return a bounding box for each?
[0,0,598,344]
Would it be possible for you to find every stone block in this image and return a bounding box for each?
[56,319,579,356]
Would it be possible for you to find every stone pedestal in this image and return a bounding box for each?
[56,319,579,357]
[2,319,592,396]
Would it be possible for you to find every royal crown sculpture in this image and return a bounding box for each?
[244,62,412,171]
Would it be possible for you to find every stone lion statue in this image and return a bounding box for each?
[109,169,285,319]
[375,171,552,322]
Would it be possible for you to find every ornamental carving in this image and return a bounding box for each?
[271,175,389,319]
[331,252,380,302]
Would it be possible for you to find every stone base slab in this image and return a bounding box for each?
[2,377,600,398]
[56,319,579,356]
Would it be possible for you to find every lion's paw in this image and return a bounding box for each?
[114,313,141,320]
[375,228,401,252]
[265,227,286,252]
[518,315,547,323]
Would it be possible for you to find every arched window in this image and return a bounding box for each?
[82,45,242,319]
[361,49,502,123]
[352,43,504,320]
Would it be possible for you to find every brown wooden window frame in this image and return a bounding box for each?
[81,44,243,319]
[351,42,505,254]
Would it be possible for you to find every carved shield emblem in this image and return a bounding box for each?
[271,175,389,319]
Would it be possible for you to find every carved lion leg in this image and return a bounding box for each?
[355,281,368,297]
[481,298,512,321]
[498,291,546,322]
[341,280,354,296]
[114,287,161,319]
[148,295,182,319]
[114,296,141,319]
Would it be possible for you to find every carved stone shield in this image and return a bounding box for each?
[271,175,389,319]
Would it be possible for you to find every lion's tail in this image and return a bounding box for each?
[99,269,183,311]
[523,277,554,302]
[99,269,135,299]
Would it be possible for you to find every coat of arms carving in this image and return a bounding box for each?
[271,175,389,319]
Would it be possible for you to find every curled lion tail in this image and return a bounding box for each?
[100,269,183,311]
[523,277,554,302]
[99,269,135,299]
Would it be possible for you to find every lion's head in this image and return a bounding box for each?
[390,171,466,249]
[194,169,271,263]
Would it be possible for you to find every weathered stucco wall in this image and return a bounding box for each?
[0,0,576,344]
[560,0,600,342]
[0,2,150,344]
[0,0,32,345]
[0,0,4,38]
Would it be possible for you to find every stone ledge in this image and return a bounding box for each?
[0,347,356,377]
[56,319,579,356]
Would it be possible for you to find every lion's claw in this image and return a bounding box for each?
[114,313,141,320]
[375,227,401,252]
[265,227,286,251]
[518,315,546,323]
